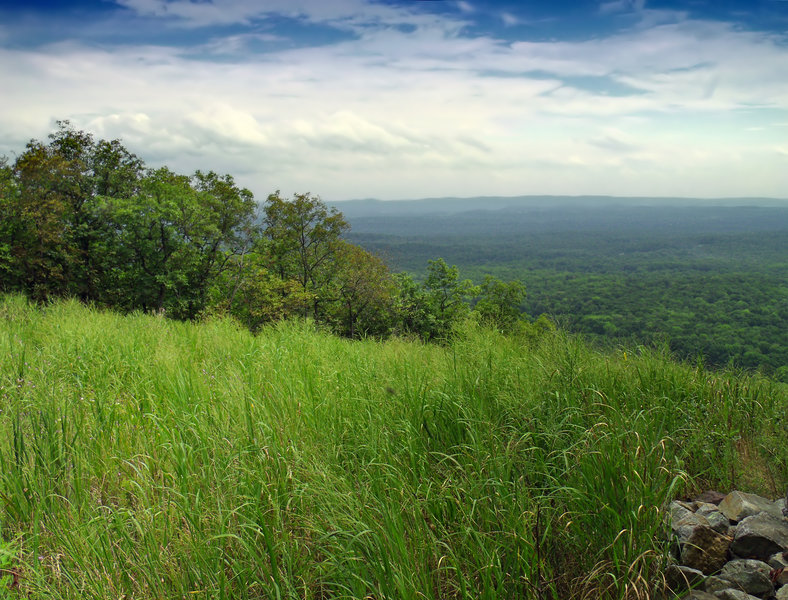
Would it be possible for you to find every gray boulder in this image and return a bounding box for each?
[718,559,773,597]
[670,501,694,523]
[704,575,732,594]
[719,492,779,522]
[695,491,727,505]
[713,590,762,600]
[671,501,713,545]
[697,502,723,515]
[730,513,788,561]
[666,564,705,592]
[686,592,719,600]
[704,511,733,535]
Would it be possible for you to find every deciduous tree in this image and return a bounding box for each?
[4,122,144,301]
[423,258,479,339]
[263,192,348,318]
[107,167,257,317]
[331,241,395,338]
[474,275,526,329]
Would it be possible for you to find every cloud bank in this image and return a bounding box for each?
[0,0,786,199]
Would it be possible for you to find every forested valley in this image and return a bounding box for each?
[338,198,788,381]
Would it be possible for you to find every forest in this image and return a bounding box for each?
[338,199,788,381]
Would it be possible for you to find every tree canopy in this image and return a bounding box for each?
[0,123,531,341]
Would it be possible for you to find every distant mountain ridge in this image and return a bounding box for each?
[330,195,788,237]
[330,195,788,218]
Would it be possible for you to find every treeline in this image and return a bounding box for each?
[0,123,535,340]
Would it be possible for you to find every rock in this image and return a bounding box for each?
[719,492,780,522]
[681,525,732,575]
[713,590,762,600]
[704,511,733,535]
[696,491,727,505]
[666,564,705,592]
[697,503,734,532]
[705,576,732,594]
[769,551,788,570]
[731,513,788,561]
[663,491,788,599]
[697,502,723,516]
[671,501,713,545]
[718,559,773,597]
[671,501,697,522]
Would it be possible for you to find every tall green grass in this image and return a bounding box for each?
[0,294,785,599]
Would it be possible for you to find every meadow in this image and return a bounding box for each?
[1,294,786,599]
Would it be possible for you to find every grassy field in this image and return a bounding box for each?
[0,295,786,599]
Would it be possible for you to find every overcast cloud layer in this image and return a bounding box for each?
[1,0,787,200]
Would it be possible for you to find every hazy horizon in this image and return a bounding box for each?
[330,193,788,204]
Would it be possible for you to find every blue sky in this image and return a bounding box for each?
[1,0,787,200]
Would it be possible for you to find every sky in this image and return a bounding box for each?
[0,0,787,201]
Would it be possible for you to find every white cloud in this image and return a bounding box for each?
[504,21,788,113]
[599,0,646,14]
[1,3,787,199]
[501,12,519,27]
[114,0,459,32]
[197,32,284,55]
[587,129,642,153]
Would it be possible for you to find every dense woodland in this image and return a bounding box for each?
[0,123,531,342]
[342,203,788,382]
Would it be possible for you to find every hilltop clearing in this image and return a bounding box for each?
[1,296,786,599]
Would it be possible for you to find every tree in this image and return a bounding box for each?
[104,168,196,313]
[330,241,395,338]
[0,157,18,288]
[209,250,312,332]
[182,170,258,315]
[106,167,258,318]
[391,272,438,340]
[263,192,348,318]
[474,275,526,329]
[422,258,479,340]
[4,122,144,302]
[10,136,83,299]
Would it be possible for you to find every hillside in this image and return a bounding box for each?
[1,295,786,599]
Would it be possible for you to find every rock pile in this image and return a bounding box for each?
[666,490,788,600]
